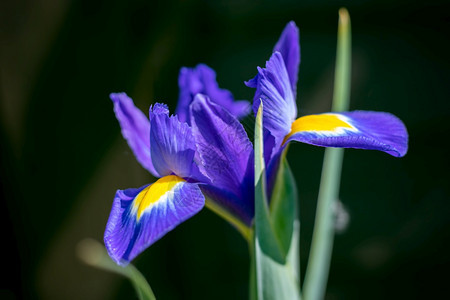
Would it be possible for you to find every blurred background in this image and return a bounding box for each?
[1,0,449,299]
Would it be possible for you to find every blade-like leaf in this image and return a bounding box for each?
[253,103,300,300]
[270,149,299,270]
[254,103,285,263]
[332,7,352,112]
[303,8,351,300]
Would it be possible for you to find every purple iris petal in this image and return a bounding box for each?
[246,52,297,155]
[189,94,254,202]
[104,179,205,265]
[110,93,159,177]
[273,21,300,97]
[176,64,250,124]
[149,103,200,179]
[266,147,284,200]
[285,111,408,157]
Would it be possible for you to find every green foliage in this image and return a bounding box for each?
[303,8,351,300]
[270,149,298,267]
[252,104,301,300]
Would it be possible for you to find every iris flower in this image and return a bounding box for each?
[246,22,408,183]
[104,21,408,266]
[105,84,253,265]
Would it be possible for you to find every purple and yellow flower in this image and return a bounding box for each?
[105,91,253,265]
[104,21,408,266]
[246,21,408,175]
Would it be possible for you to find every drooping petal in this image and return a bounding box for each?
[189,94,254,204]
[284,111,408,157]
[149,103,199,179]
[176,64,250,124]
[246,52,297,154]
[104,175,205,265]
[110,93,159,177]
[273,21,300,97]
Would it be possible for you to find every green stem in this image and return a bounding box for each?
[302,148,344,300]
[77,239,156,300]
[332,8,352,112]
[303,8,351,300]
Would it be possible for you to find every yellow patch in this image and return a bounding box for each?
[284,114,353,141]
[133,175,185,220]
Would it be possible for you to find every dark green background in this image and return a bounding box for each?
[1,0,449,299]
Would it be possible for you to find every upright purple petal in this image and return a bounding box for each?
[176,64,250,124]
[273,21,300,97]
[189,94,254,202]
[104,176,205,265]
[246,52,297,155]
[285,111,408,157]
[149,103,200,179]
[110,93,158,177]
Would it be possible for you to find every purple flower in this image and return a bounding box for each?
[175,64,250,124]
[105,93,253,265]
[189,94,254,226]
[246,21,408,171]
[104,21,409,266]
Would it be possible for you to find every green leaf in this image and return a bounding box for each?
[303,8,351,300]
[270,149,298,267]
[254,104,285,263]
[332,7,352,112]
[253,103,301,300]
[77,239,156,300]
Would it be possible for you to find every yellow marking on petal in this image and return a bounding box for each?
[133,175,185,220]
[284,114,354,143]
